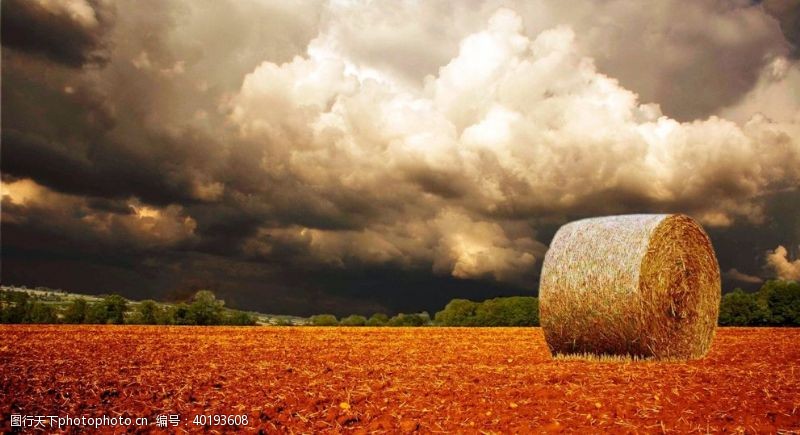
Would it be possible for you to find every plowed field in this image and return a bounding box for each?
[1,326,799,433]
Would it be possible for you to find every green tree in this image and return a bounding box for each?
[133,300,162,325]
[63,298,89,324]
[434,299,479,326]
[83,295,128,324]
[225,310,257,326]
[0,291,31,323]
[188,290,224,325]
[758,280,800,325]
[474,297,539,326]
[86,302,108,324]
[309,314,338,326]
[388,312,430,326]
[108,294,128,324]
[718,289,769,326]
[26,302,57,323]
[366,313,389,326]
[420,311,432,325]
[340,314,367,326]
[170,303,194,325]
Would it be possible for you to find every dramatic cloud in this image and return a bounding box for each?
[766,245,800,280]
[1,178,197,250]
[761,0,800,55]
[2,0,798,314]
[320,0,793,119]
[229,8,799,275]
[560,0,791,119]
[1,0,115,67]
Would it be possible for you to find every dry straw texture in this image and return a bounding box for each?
[539,214,720,360]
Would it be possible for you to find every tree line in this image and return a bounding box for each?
[718,280,800,326]
[307,296,538,326]
[308,312,433,326]
[0,289,256,325]
[317,281,799,327]
[3,280,798,326]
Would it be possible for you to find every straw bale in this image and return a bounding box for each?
[539,214,720,359]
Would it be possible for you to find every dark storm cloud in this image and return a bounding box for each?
[0,128,223,206]
[405,167,470,199]
[86,197,136,215]
[2,0,799,315]
[761,0,800,55]
[573,0,791,120]
[1,0,114,67]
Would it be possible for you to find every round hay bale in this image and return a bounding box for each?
[539,214,720,359]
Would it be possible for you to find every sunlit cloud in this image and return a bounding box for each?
[766,245,800,281]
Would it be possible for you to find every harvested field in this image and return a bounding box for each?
[1,326,799,433]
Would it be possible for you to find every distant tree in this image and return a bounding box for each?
[718,289,769,326]
[388,312,430,326]
[475,297,539,326]
[26,302,57,323]
[86,302,107,324]
[0,291,31,323]
[188,290,224,325]
[366,313,389,326]
[109,294,129,324]
[0,291,60,323]
[309,314,338,326]
[170,303,194,325]
[63,298,89,324]
[83,295,128,324]
[758,280,800,326]
[434,299,480,326]
[340,314,367,326]
[133,300,161,325]
[419,311,431,325]
[434,297,541,326]
[389,313,412,326]
[225,310,257,326]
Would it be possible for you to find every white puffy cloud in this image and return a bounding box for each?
[766,245,800,280]
[228,8,800,282]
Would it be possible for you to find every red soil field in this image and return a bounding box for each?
[1,326,799,433]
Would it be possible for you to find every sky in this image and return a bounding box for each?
[1,0,799,316]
